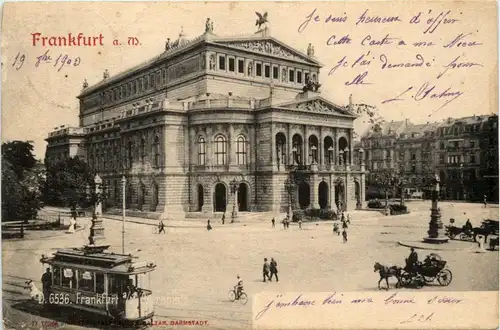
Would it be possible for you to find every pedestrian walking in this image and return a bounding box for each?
[282,218,287,229]
[158,220,166,234]
[222,212,226,225]
[271,217,275,228]
[341,211,346,223]
[342,220,348,229]
[346,213,351,224]
[342,228,348,243]
[263,258,271,282]
[298,219,302,229]
[207,219,212,231]
[270,258,279,282]
[333,222,339,235]
[286,219,290,229]
[483,195,488,208]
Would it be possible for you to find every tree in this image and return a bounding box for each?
[2,141,37,179]
[44,157,95,208]
[372,169,402,209]
[1,142,44,222]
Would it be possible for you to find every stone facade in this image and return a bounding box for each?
[45,26,366,219]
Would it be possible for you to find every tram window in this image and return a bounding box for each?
[53,266,61,286]
[62,268,76,289]
[137,273,151,290]
[108,275,128,295]
[78,270,95,292]
[95,272,105,294]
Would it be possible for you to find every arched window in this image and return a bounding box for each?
[198,136,206,165]
[153,135,161,167]
[276,133,287,165]
[292,134,303,165]
[236,135,247,165]
[115,144,120,170]
[214,135,227,165]
[324,136,334,164]
[308,135,319,164]
[103,145,108,171]
[140,137,146,163]
[95,147,100,171]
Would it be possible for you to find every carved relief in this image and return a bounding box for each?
[167,56,200,80]
[209,54,216,70]
[222,40,307,62]
[295,100,345,115]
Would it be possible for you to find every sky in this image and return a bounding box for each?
[1,1,497,159]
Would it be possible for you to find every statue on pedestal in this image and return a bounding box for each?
[103,69,109,80]
[165,38,171,51]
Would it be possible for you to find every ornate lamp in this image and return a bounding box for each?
[310,145,317,164]
[423,174,448,244]
[284,178,295,218]
[230,178,239,223]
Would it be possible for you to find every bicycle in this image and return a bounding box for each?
[228,288,248,305]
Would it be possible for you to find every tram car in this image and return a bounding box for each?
[40,245,156,325]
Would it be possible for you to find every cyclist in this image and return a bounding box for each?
[234,275,243,299]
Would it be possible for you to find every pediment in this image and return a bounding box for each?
[277,98,356,117]
[213,37,320,66]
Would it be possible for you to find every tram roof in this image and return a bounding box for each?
[40,247,156,274]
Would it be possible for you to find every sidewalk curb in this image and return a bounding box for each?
[398,240,476,252]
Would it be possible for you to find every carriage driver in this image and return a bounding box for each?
[405,248,419,274]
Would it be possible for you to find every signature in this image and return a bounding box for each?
[401,312,435,324]
[382,81,464,111]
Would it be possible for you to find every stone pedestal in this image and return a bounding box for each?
[423,177,448,244]
[88,212,105,245]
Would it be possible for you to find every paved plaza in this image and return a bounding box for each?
[2,201,498,329]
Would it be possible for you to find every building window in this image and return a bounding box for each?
[127,140,133,168]
[139,78,143,92]
[228,58,235,72]
[140,137,146,163]
[236,135,247,165]
[289,69,295,82]
[273,66,279,79]
[439,142,444,149]
[411,153,416,160]
[276,133,287,165]
[115,145,120,170]
[470,140,476,148]
[219,56,226,70]
[238,59,244,73]
[292,134,303,165]
[162,69,167,84]
[470,154,476,163]
[264,64,270,78]
[198,136,206,166]
[256,63,262,77]
[440,154,445,163]
[411,164,416,173]
[297,71,303,84]
[78,270,95,292]
[153,135,160,167]
[308,135,318,163]
[214,135,227,165]
[151,74,156,89]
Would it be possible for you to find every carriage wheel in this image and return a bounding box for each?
[239,293,248,305]
[459,233,470,241]
[400,272,412,286]
[447,233,456,240]
[423,276,435,283]
[228,290,236,302]
[437,269,453,286]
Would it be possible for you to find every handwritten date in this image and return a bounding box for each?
[12,50,81,72]
[401,312,434,324]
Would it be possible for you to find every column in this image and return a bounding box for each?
[287,124,293,165]
[319,127,324,166]
[304,125,308,165]
[333,128,338,165]
[207,126,213,167]
[271,125,276,170]
[228,124,234,166]
[189,126,196,168]
[349,129,354,165]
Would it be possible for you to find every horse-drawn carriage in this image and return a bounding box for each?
[374,253,452,290]
[400,254,452,288]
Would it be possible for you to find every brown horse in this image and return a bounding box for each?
[374,262,402,290]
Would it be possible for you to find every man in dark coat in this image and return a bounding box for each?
[270,258,279,282]
[41,268,52,303]
[406,247,418,273]
[158,220,166,234]
[342,229,348,243]
[263,258,271,282]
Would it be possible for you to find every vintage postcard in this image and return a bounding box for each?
[1,1,498,329]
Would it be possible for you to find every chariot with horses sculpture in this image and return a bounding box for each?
[374,250,452,290]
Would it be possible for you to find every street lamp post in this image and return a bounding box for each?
[358,148,364,209]
[230,178,239,223]
[121,175,126,254]
[88,174,106,246]
[460,163,465,201]
[423,174,448,244]
[284,177,295,219]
